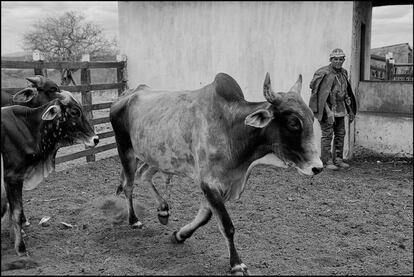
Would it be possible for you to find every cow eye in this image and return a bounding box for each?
[286,116,302,131]
[69,108,81,118]
[50,87,58,93]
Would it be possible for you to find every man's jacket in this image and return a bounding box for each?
[308,65,357,121]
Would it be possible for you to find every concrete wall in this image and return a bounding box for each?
[118,1,354,100]
[348,1,372,158]
[358,81,413,115]
[355,81,413,157]
[355,113,413,156]
[118,1,362,157]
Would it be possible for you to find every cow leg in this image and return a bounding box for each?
[139,165,170,225]
[17,210,29,238]
[7,209,27,238]
[7,184,27,256]
[117,148,141,229]
[200,182,249,275]
[21,208,30,227]
[172,199,212,243]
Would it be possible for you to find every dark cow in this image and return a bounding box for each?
[1,75,62,228]
[1,75,61,108]
[1,90,99,257]
[110,72,323,275]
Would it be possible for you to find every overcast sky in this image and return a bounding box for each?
[1,1,413,55]
[1,1,119,55]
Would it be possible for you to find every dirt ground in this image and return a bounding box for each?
[1,152,413,275]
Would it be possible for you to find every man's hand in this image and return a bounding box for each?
[327,113,335,125]
[349,113,355,123]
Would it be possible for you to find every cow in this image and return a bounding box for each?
[109,72,323,275]
[1,90,99,258]
[1,75,62,228]
[1,75,61,108]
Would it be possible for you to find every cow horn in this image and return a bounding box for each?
[26,76,44,88]
[263,72,281,104]
[58,90,78,105]
[289,74,302,95]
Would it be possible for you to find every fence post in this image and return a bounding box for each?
[116,54,127,96]
[32,50,47,77]
[81,54,95,162]
[385,52,394,81]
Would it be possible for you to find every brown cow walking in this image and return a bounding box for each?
[110,72,323,275]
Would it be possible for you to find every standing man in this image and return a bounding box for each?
[309,48,357,170]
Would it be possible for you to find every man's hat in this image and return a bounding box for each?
[329,48,346,58]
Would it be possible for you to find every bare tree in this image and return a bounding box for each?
[22,11,119,85]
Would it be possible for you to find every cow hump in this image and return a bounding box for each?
[214,73,245,102]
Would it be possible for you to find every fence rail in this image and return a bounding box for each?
[1,58,126,164]
[370,54,413,81]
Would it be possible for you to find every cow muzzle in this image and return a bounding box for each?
[84,135,99,148]
[296,158,324,176]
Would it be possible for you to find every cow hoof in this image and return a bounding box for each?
[21,229,27,238]
[131,221,143,229]
[23,221,30,227]
[171,231,185,244]
[230,263,249,275]
[157,212,169,225]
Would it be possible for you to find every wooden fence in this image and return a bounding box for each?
[370,54,413,81]
[1,58,127,164]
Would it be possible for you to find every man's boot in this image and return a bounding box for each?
[325,159,339,170]
[335,157,349,168]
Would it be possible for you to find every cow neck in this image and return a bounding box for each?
[39,114,67,158]
[225,101,273,168]
[11,104,45,133]
[36,102,67,158]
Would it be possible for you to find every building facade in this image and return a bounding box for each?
[117,1,412,158]
[371,43,413,64]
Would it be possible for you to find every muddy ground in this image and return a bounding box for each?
[1,153,413,275]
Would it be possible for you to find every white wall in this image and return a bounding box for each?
[118,1,354,100]
[118,1,357,155]
[356,113,413,156]
[355,81,413,157]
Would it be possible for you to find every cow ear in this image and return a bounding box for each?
[12,88,38,103]
[42,105,62,121]
[245,109,274,128]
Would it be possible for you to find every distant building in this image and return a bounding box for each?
[371,42,413,63]
[370,43,413,81]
